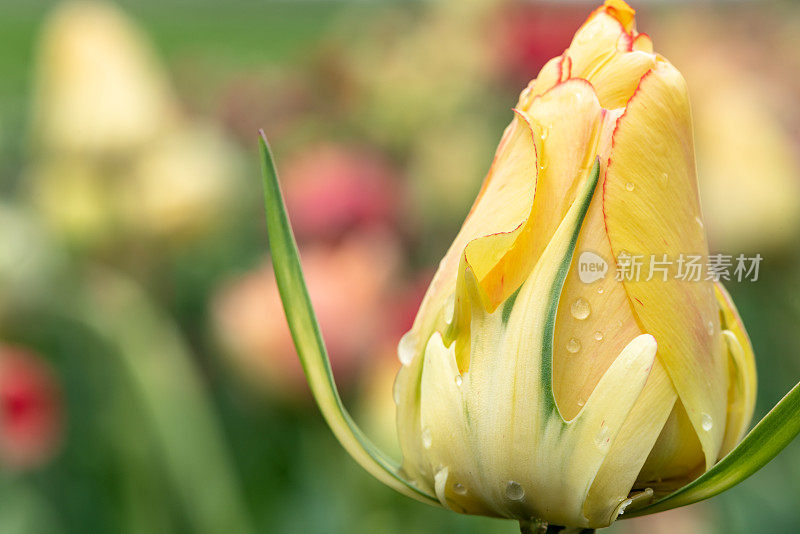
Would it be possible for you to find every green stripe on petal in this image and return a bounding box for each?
[259,133,439,507]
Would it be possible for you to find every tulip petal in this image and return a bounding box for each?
[561,333,656,526]
[624,381,800,517]
[603,61,728,470]
[636,400,704,485]
[582,359,676,525]
[715,282,757,456]
[395,111,539,482]
[467,80,605,314]
[418,328,496,517]
[632,33,653,53]
[407,110,538,339]
[719,332,752,458]
[259,133,440,507]
[518,55,563,110]
[551,104,630,421]
[585,51,656,109]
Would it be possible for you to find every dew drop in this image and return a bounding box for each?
[594,331,604,341]
[540,129,548,141]
[695,216,704,228]
[398,333,415,366]
[421,427,432,449]
[625,182,635,192]
[597,287,605,295]
[660,172,668,183]
[570,297,591,320]
[453,483,467,495]
[707,320,714,336]
[701,413,713,432]
[505,480,525,501]
[454,375,463,387]
[566,338,582,354]
[577,398,586,407]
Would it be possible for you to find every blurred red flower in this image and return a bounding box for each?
[282,144,401,243]
[0,346,63,470]
[491,3,584,86]
[214,231,403,400]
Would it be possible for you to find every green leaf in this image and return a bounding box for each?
[79,271,255,534]
[258,131,440,507]
[625,380,800,517]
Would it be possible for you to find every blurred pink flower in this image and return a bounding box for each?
[0,346,63,471]
[282,144,402,243]
[214,231,402,400]
[491,3,584,86]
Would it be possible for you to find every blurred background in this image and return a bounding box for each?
[0,0,799,532]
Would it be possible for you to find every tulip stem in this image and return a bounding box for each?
[519,521,595,534]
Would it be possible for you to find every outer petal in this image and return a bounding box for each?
[395,110,538,487]
[632,33,653,53]
[715,282,757,456]
[518,55,563,111]
[582,359,676,524]
[470,80,605,312]
[603,60,728,469]
[552,106,631,420]
[409,110,538,333]
[585,51,656,110]
[637,400,704,486]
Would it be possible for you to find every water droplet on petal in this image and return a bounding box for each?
[707,320,714,336]
[421,427,432,449]
[577,398,586,407]
[626,182,635,192]
[453,483,467,495]
[695,216,704,228]
[701,413,713,432]
[597,287,605,295]
[505,480,525,501]
[660,172,668,183]
[566,338,582,354]
[571,297,591,320]
[594,331,604,341]
[454,375,462,387]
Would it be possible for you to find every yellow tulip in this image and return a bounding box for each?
[392,0,756,528]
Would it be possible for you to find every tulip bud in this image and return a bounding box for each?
[393,0,756,528]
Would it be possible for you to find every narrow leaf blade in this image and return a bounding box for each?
[258,132,439,506]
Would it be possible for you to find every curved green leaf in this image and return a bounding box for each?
[258,132,440,507]
[625,380,800,517]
